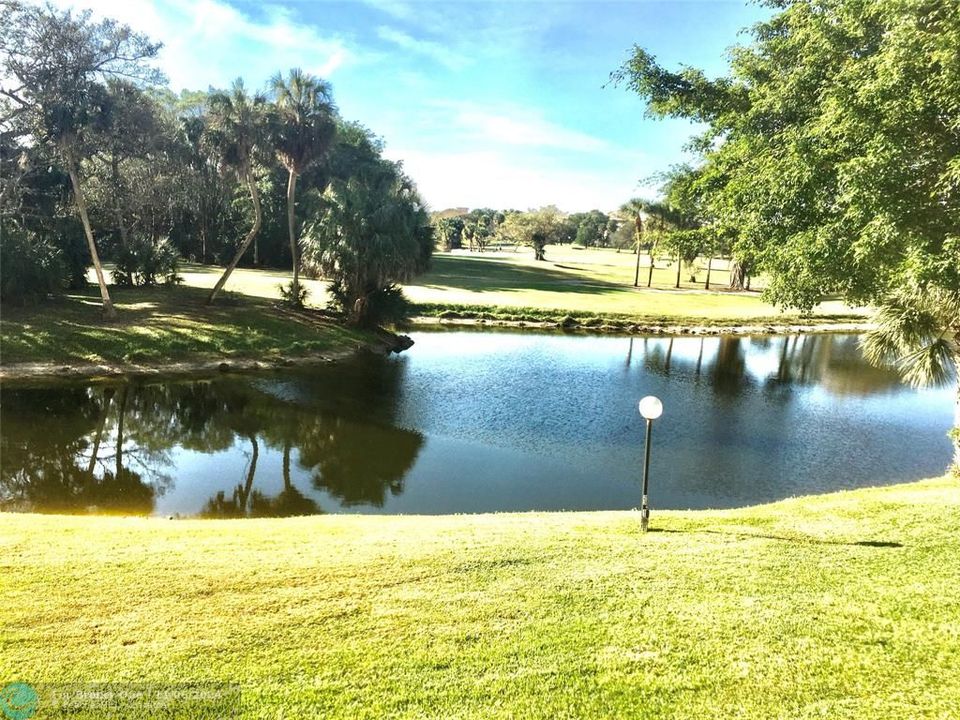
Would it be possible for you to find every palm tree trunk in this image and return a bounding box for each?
[632,220,643,287]
[207,168,263,305]
[286,170,301,306]
[675,252,682,289]
[65,149,115,318]
[646,249,655,287]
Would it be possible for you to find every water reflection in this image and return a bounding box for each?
[1,355,423,516]
[0,332,952,516]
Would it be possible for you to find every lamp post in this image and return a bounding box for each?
[638,395,663,532]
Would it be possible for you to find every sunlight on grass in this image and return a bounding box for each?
[1,476,957,718]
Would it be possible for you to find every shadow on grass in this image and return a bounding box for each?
[649,528,903,548]
[1,284,361,365]
[418,255,631,296]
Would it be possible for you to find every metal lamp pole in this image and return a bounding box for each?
[641,417,653,531]
[638,395,663,533]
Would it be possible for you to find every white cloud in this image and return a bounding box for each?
[442,102,608,152]
[385,147,658,214]
[360,0,414,21]
[376,26,468,71]
[49,0,352,91]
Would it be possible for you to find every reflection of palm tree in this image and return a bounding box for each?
[201,434,258,518]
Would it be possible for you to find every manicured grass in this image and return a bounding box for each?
[2,476,958,718]
[0,283,366,367]
[404,248,866,322]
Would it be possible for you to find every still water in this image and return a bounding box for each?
[0,331,953,517]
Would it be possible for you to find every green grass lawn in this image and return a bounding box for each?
[0,283,366,367]
[403,248,866,323]
[2,476,957,718]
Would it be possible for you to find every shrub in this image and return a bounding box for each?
[112,237,182,287]
[0,223,67,304]
[278,281,310,308]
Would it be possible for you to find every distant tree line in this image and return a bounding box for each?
[0,2,431,325]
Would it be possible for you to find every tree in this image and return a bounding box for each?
[433,215,464,251]
[863,288,960,466]
[619,198,647,286]
[572,210,609,248]
[615,0,960,462]
[270,68,338,307]
[302,144,432,326]
[205,79,270,305]
[496,206,562,261]
[0,2,162,317]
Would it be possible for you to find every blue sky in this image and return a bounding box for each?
[55,0,770,212]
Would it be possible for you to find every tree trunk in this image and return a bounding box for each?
[705,257,713,290]
[239,434,259,514]
[115,384,128,478]
[66,151,115,318]
[646,250,655,287]
[675,252,682,289]
[632,217,643,287]
[86,388,114,474]
[286,170,301,306]
[729,257,747,290]
[207,168,263,305]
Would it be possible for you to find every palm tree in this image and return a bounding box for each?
[619,198,646,287]
[271,69,338,306]
[862,287,960,467]
[205,79,269,305]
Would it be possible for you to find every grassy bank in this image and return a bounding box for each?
[1,476,958,718]
[0,284,367,368]
[403,249,866,323]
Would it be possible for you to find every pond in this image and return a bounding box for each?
[0,331,953,517]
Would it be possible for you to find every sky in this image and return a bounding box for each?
[52,0,770,213]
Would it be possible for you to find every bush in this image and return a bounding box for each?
[354,284,411,327]
[278,281,309,308]
[0,223,68,304]
[112,237,182,287]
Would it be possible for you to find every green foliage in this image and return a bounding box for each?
[495,206,563,261]
[278,280,310,307]
[862,287,959,388]
[0,223,67,304]
[617,0,960,311]
[570,210,610,247]
[112,237,183,287]
[302,137,431,326]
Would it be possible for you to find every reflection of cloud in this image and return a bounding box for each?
[49,0,352,90]
[376,26,468,70]
[386,147,658,213]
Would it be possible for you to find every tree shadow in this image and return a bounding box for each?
[417,255,631,296]
[649,528,903,548]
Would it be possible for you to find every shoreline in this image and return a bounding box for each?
[0,318,873,382]
[409,315,875,337]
